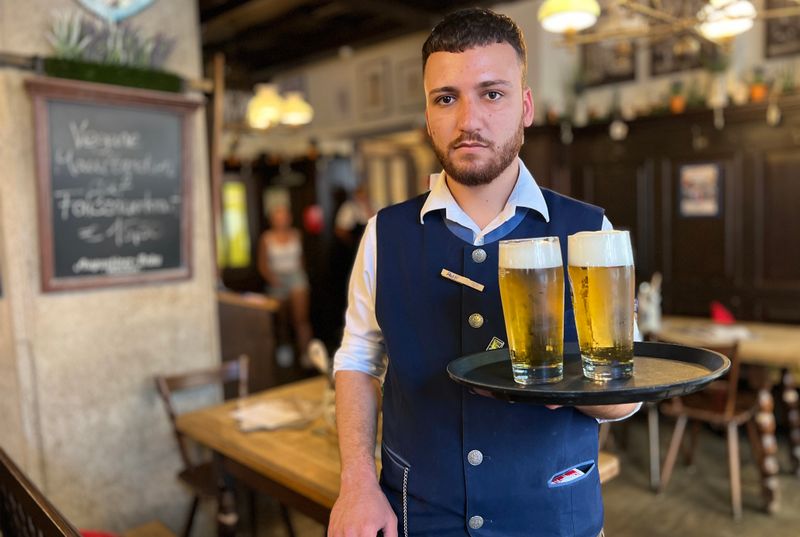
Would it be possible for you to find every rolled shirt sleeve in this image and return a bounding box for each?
[332,216,388,380]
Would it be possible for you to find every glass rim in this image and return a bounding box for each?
[569,229,630,238]
[499,236,560,246]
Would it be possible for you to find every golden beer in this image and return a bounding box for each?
[498,237,564,384]
[568,231,635,380]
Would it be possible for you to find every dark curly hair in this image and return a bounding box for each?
[422,7,527,81]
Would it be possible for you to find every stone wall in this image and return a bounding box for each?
[0,0,219,533]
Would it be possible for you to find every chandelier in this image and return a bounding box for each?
[539,0,800,47]
[246,84,314,129]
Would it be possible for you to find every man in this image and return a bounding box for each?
[329,8,639,537]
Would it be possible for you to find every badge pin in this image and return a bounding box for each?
[486,337,506,351]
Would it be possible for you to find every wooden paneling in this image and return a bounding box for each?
[532,95,800,322]
[756,149,800,286]
[664,156,739,282]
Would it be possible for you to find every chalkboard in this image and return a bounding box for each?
[26,77,202,291]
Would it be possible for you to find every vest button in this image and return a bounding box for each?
[467,449,483,466]
[468,313,484,328]
[468,515,484,529]
[472,248,487,263]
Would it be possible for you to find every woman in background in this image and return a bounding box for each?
[258,205,313,366]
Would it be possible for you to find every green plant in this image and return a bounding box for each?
[752,66,765,85]
[47,10,92,60]
[686,78,705,108]
[47,9,174,69]
[779,67,796,94]
[670,80,684,96]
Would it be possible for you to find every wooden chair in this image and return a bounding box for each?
[0,447,82,537]
[658,343,761,520]
[155,355,295,537]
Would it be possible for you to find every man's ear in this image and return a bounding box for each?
[522,86,534,127]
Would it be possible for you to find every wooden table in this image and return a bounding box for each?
[655,315,800,512]
[176,376,621,533]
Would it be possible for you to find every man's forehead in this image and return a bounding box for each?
[423,43,523,84]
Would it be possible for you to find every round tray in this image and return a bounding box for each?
[446,341,730,405]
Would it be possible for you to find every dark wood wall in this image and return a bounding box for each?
[521,96,800,324]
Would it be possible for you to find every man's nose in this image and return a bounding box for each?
[456,97,481,132]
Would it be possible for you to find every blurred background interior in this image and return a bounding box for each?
[2,1,800,536]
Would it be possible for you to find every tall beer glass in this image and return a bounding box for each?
[498,237,564,384]
[567,230,635,381]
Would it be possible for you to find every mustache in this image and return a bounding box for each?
[450,133,492,149]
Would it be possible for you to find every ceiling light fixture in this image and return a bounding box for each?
[246,84,314,129]
[246,84,284,129]
[280,91,314,126]
[697,0,757,42]
[538,0,601,34]
[541,0,800,48]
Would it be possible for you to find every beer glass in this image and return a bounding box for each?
[567,230,635,381]
[498,237,564,384]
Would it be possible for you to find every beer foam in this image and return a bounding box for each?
[568,230,634,267]
[499,237,562,269]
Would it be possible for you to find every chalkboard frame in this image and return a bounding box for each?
[25,76,202,292]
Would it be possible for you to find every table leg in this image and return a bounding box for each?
[214,453,239,537]
[647,403,660,491]
[781,368,800,476]
[755,382,781,514]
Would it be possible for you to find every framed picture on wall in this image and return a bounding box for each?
[396,58,425,112]
[679,163,722,217]
[357,58,391,119]
[650,35,716,76]
[766,0,800,58]
[581,40,636,87]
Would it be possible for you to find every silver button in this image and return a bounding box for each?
[472,248,487,263]
[468,515,484,529]
[468,313,484,328]
[467,449,483,466]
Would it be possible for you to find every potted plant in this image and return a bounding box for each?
[44,10,180,92]
[669,80,686,114]
[749,67,768,103]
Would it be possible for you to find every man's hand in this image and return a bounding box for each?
[328,476,397,537]
[545,403,640,420]
[331,371,394,536]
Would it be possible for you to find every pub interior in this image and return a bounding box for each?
[1,1,800,537]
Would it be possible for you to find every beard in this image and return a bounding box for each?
[431,118,525,187]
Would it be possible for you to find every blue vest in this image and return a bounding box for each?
[375,188,605,537]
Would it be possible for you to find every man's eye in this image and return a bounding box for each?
[486,91,502,100]
[436,95,455,105]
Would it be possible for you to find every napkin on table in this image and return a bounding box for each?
[231,398,318,432]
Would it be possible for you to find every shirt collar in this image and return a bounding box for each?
[419,157,550,225]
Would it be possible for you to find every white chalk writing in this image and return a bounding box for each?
[71,253,164,275]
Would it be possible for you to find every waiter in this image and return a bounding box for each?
[329,8,639,537]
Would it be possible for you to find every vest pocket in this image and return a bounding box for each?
[382,444,410,537]
[547,459,595,488]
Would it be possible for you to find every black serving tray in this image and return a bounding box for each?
[447,341,730,405]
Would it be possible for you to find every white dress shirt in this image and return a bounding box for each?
[333,158,641,420]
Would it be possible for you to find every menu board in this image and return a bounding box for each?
[26,77,201,291]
